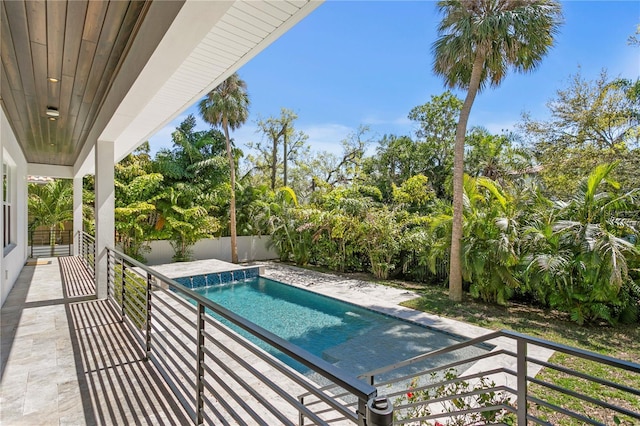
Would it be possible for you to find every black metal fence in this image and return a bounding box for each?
[309,330,640,425]
[105,246,394,425]
[29,229,73,257]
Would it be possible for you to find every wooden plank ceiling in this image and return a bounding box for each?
[1,0,148,166]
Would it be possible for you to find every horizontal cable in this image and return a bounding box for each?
[150,322,197,368]
[369,349,513,388]
[201,361,267,426]
[528,376,640,420]
[202,396,234,426]
[201,345,298,426]
[527,357,640,397]
[151,304,197,345]
[203,333,351,425]
[364,330,504,377]
[150,339,196,399]
[527,396,605,426]
[204,321,358,422]
[152,293,197,325]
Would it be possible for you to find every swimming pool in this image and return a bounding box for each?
[177,273,488,382]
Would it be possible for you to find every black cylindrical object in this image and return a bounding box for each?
[366,396,393,426]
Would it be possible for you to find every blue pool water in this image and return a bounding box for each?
[188,275,488,379]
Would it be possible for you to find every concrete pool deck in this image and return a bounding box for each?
[150,259,555,388]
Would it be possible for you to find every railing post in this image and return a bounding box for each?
[357,398,367,426]
[83,234,87,266]
[121,260,126,320]
[196,302,205,425]
[298,396,305,426]
[107,250,116,300]
[517,337,528,425]
[145,272,152,360]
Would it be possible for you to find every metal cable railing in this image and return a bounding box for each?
[303,330,639,425]
[29,229,73,257]
[79,231,95,277]
[105,247,393,426]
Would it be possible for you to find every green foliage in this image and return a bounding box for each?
[155,186,220,262]
[522,163,640,324]
[462,176,521,305]
[465,127,534,181]
[114,146,163,261]
[522,70,640,197]
[248,108,309,190]
[28,179,74,232]
[392,174,435,212]
[407,91,462,198]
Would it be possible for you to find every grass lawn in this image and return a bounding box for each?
[394,281,640,425]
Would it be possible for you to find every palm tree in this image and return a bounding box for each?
[433,0,562,301]
[199,73,250,263]
[28,179,74,255]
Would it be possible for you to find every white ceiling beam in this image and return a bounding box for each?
[28,163,74,179]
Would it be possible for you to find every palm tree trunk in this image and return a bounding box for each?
[449,50,485,302]
[223,117,238,263]
[271,135,277,190]
[283,130,288,187]
[50,225,56,257]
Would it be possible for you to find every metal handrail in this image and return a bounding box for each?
[105,247,389,426]
[97,245,639,425]
[317,328,639,425]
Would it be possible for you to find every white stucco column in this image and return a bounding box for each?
[73,176,83,255]
[94,141,114,299]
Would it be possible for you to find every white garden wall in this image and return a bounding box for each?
[144,235,278,266]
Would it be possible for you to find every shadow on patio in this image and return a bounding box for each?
[0,256,189,425]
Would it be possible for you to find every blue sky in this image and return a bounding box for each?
[148,1,640,156]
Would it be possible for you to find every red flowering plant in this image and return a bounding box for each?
[393,377,433,424]
[393,369,515,426]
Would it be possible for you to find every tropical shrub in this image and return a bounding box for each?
[522,163,640,324]
[462,176,521,305]
[361,208,402,279]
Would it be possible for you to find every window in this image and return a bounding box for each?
[3,162,11,249]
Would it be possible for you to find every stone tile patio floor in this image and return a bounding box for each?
[0,257,189,425]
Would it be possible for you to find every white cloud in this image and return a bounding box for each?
[476,120,519,135]
[300,123,354,154]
